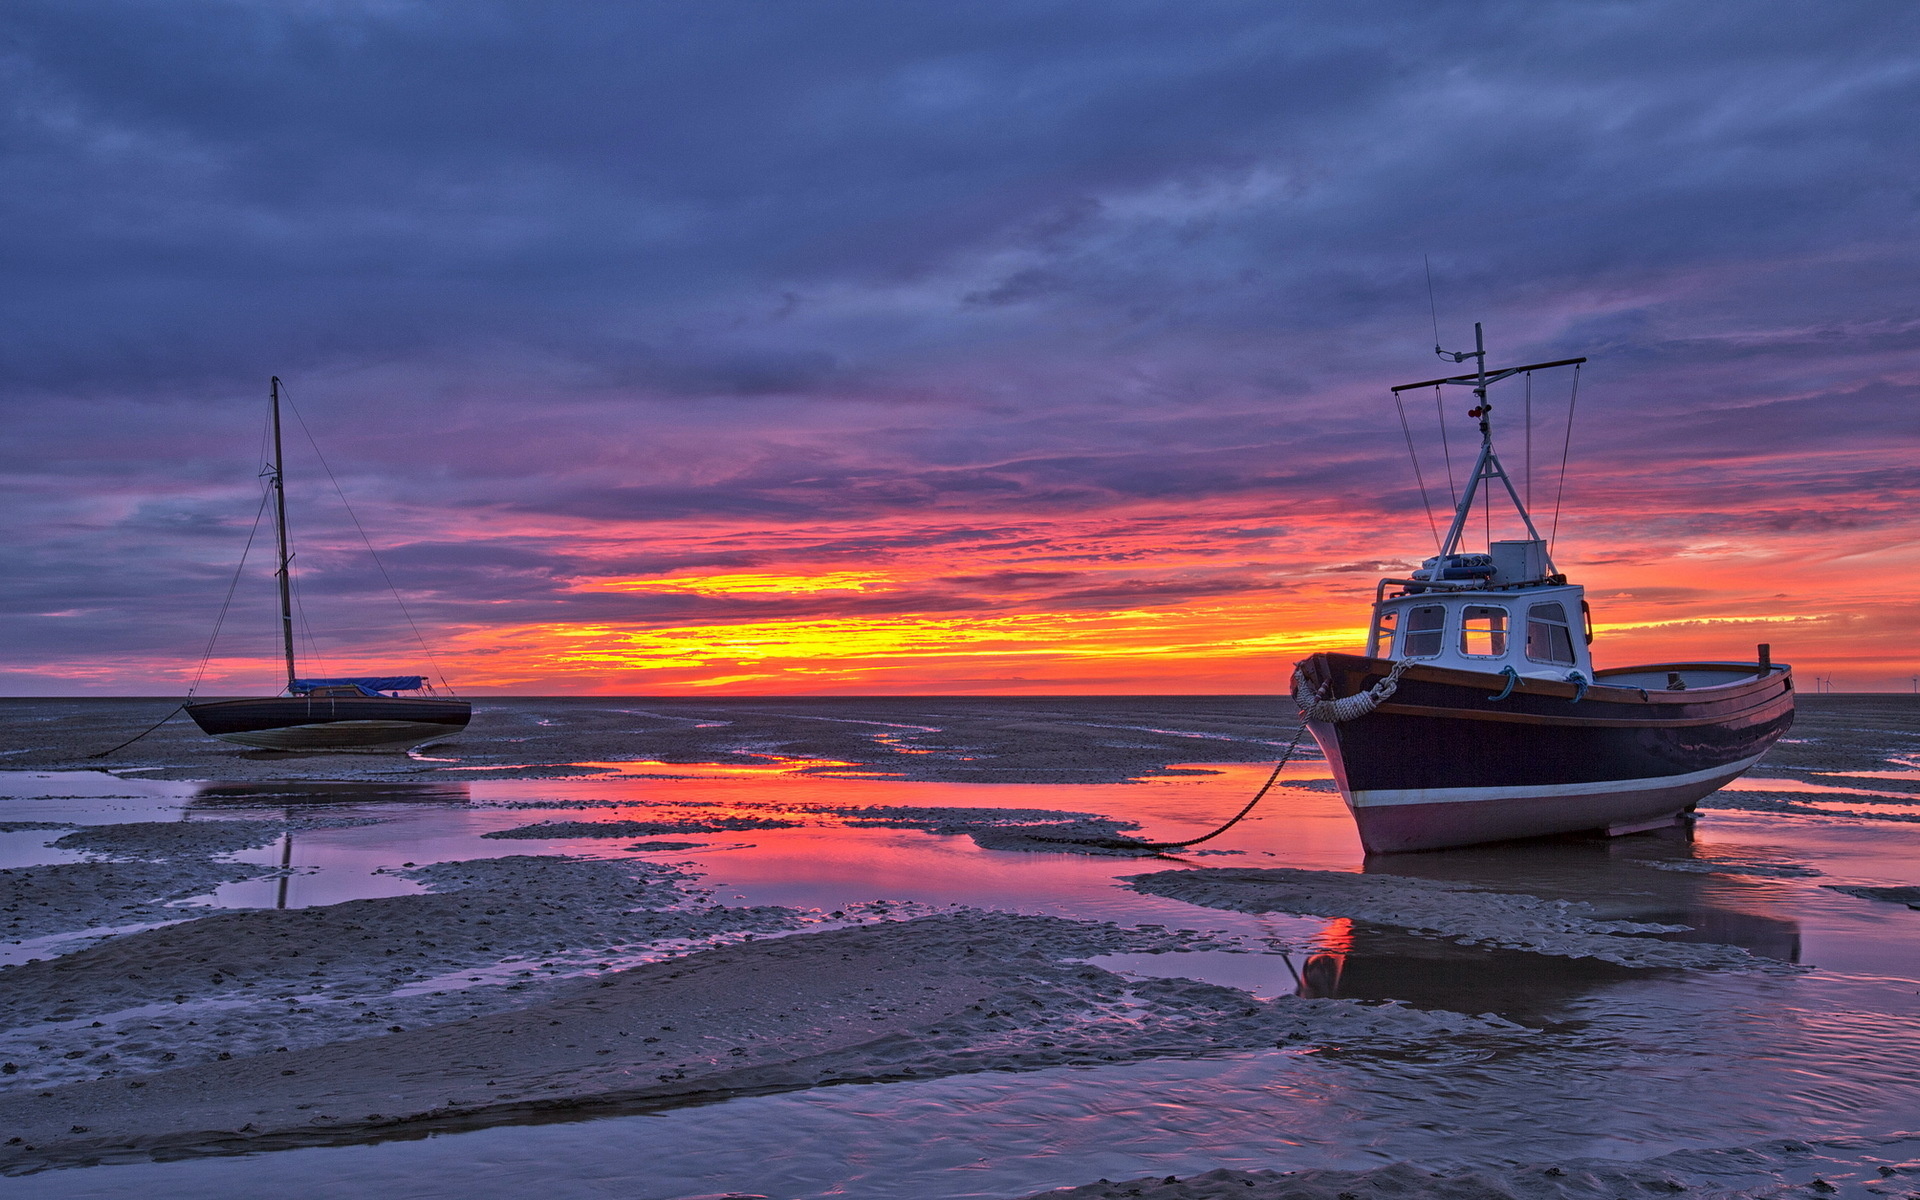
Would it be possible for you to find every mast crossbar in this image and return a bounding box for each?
[1391,356,1586,393]
[1400,324,1567,576]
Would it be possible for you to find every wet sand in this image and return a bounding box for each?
[0,912,1520,1174]
[0,694,1296,784]
[1,695,1917,1197]
[1011,1138,1920,1199]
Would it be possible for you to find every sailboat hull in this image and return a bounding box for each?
[184,696,471,751]
[1296,653,1794,854]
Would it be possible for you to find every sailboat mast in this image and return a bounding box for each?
[269,377,297,694]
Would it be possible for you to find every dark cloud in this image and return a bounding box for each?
[3,1,1919,688]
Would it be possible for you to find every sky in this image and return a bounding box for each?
[3,0,1918,696]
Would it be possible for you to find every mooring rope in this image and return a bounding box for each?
[1292,658,1413,723]
[87,705,187,759]
[1019,721,1312,854]
[1023,660,1411,854]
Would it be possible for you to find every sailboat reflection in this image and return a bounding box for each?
[185,780,471,910]
[1293,828,1800,1020]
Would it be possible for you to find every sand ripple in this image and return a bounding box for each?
[0,909,1527,1174]
[0,855,799,1094]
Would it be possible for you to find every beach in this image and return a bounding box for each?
[1,695,1918,1198]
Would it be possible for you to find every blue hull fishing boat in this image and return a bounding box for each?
[1293,328,1793,853]
[184,378,470,751]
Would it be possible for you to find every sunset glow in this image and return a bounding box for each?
[3,6,1917,695]
[595,572,895,595]
[447,606,1368,693]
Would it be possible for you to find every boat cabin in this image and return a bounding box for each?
[303,685,371,700]
[1366,539,1595,681]
[289,675,429,699]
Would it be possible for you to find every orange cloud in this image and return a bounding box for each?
[592,571,895,595]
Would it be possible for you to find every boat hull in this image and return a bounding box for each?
[1296,653,1794,853]
[184,696,471,751]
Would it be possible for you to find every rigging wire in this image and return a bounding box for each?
[1524,370,1533,511]
[188,488,272,698]
[290,555,329,682]
[280,383,459,697]
[1549,363,1581,553]
[1392,390,1442,552]
[95,439,276,758]
[1483,450,1492,547]
[256,399,273,486]
[1433,384,1457,507]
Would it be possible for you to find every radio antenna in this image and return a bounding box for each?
[1424,255,1442,353]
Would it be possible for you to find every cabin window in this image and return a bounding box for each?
[1459,606,1509,656]
[1526,602,1577,664]
[1371,607,1398,657]
[1399,605,1446,658]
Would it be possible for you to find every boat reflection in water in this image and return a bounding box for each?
[1293,828,1800,1020]
[185,779,473,910]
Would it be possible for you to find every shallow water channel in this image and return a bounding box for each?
[4,749,1920,1199]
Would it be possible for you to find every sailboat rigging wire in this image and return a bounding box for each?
[1392,391,1442,552]
[1549,363,1581,552]
[290,556,328,681]
[281,386,459,697]
[94,422,278,757]
[188,488,272,698]
[1433,384,1458,507]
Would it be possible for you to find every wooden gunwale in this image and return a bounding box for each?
[1314,654,1792,729]
[1370,698,1786,729]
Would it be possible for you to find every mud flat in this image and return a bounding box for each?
[483,805,1164,856]
[0,911,1524,1174]
[2,695,1917,1197]
[3,859,262,943]
[0,851,804,1093]
[0,695,1299,783]
[1014,1136,1920,1199]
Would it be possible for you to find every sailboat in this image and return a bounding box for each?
[1292,327,1794,853]
[184,378,472,751]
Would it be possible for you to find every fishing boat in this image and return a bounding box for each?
[184,378,471,751]
[1292,327,1794,853]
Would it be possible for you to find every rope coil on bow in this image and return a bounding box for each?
[1292,658,1414,724]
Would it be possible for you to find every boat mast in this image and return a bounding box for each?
[1391,326,1586,566]
[269,377,297,694]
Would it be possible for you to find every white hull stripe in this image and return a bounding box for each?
[1348,751,1768,809]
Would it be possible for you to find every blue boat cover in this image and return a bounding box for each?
[293,676,425,697]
